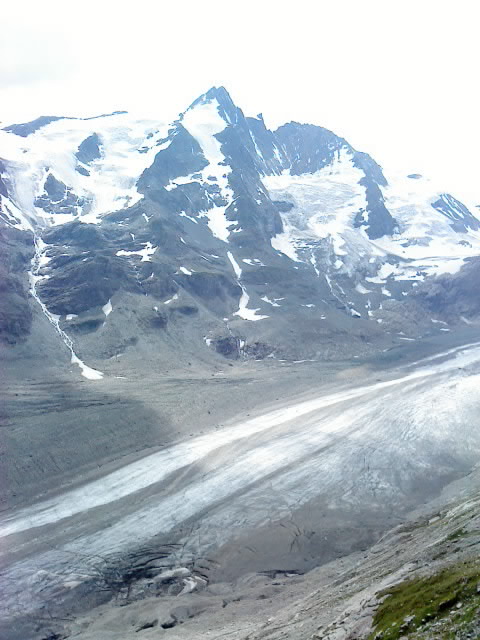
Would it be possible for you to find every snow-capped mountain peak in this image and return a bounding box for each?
[1,86,479,372]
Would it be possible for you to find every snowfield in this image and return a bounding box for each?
[264,155,480,286]
[0,113,171,228]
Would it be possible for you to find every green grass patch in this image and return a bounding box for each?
[369,560,480,640]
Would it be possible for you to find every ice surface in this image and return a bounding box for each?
[116,241,157,262]
[264,151,480,291]
[249,130,265,162]
[4,341,480,538]
[266,150,367,262]
[227,251,242,278]
[271,223,301,261]
[234,288,269,321]
[355,283,371,294]
[71,353,104,380]
[102,300,112,316]
[179,211,198,224]
[204,206,235,242]
[178,266,192,275]
[261,295,281,307]
[164,173,199,191]
[0,113,171,227]
[0,193,33,231]
[373,172,480,276]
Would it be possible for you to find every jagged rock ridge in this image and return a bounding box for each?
[0,86,479,375]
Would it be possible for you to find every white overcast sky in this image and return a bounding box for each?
[1,0,479,202]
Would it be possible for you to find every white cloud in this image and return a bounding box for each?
[1,0,479,203]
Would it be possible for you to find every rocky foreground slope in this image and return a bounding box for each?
[64,467,480,640]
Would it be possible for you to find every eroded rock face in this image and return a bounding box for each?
[2,115,64,137]
[42,220,108,249]
[76,133,102,165]
[244,341,274,360]
[178,272,242,316]
[275,122,347,175]
[432,193,480,232]
[138,126,208,194]
[148,310,168,329]
[214,336,241,358]
[170,304,198,316]
[141,265,178,300]
[0,227,33,344]
[415,257,480,318]
[37,254,139,315]
[353,151,397,239]
[34,174,87,217]
[68,315,105,334]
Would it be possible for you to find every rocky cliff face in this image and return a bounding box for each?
[1,87,479,378]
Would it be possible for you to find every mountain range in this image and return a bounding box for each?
[1,86,480,379]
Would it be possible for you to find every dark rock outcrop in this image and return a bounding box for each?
[76,133,102,165]
[178,271,242,316]
[3,115,64,137]
[34,174,86,217]
[432,194,480,233]
[0,227,34,343]
[37,255,139,315]
[414,257,480,319]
